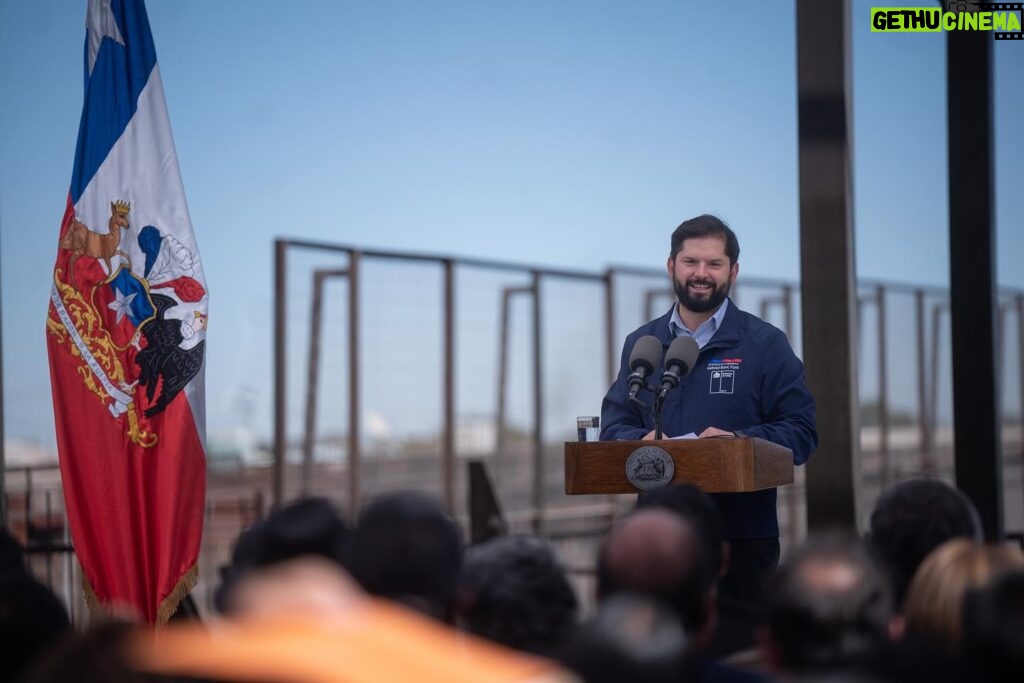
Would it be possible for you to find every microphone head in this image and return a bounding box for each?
[629,335,663,376]
[664,335,700,377]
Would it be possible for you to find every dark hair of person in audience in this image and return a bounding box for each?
[350,490,462,623]
[0,529,72,682]
[902,538,1024,649]
[560,593,693,683]
[596,508,714,636]
[215,496,350,613]
[961,569,1024,683]
[456,534,578,658]
[18,621,144,683]
[867,477,981,609]
[761,533,892,676]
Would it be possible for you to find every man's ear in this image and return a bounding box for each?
[729,261,739,284]
[666,255,675,279]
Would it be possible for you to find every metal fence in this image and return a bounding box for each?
[4,240,1023,619]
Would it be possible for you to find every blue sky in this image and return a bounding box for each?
[1,0,1021,447]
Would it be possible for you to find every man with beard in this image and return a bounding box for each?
[601,214,817,609]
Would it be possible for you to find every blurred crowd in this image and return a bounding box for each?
[2,478,1022,682]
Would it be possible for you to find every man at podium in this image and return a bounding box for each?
[600,214,817,606]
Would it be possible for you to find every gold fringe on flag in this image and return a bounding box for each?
[81,564,199,627]
[156,564,199,627]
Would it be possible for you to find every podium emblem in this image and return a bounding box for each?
[625,446,675,491]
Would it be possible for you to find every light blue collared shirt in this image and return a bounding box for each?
[669,298,729,349]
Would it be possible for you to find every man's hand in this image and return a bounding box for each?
[698,427,733,438]
[642,430,656,440]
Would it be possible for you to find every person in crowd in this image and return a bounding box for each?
[19,621,151,683]
[636,483,757,657]
[760,534,892,680]
[901,538,1024,649]
[350,490,462,623]
[456,535,578,658]
[961,569,1024,682]
[597,508,765,682]
[215,496,350,614]
[561,593,692,683]
[0,529,72,682]
[601,214,817,607]
[867,477,981,610]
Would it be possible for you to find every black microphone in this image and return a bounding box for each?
[658,335,700,399]
[627,335,663,402]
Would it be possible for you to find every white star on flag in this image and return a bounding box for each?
[107,288,137,324]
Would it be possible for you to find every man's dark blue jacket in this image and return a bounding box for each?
[600,299,817,539]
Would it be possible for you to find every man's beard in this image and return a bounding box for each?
[673,277,731,314]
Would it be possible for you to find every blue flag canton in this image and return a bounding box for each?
[71,0,157,204]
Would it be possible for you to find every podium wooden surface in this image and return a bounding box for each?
[564,437,793,494]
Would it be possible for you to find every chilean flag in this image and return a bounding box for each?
[46,0,207,624]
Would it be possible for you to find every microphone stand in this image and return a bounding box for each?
[653,392,666,440]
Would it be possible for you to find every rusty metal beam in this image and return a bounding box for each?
[797,0,861,531]
[348,251,361,519]
[442,260,456,513]
[272,239,288,508]
[947,26,1003,540]
[301,269,349,496]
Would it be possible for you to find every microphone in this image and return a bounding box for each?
[627,335,663,402]
[658,335,700,399]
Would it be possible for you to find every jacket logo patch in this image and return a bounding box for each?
[707,359,741,395]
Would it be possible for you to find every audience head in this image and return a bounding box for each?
[351,490,462,622]
[0,571,72,682]
[868,478,981,609]
[762,533,892,675]
[561,593,691,683]
[962,569,1024,682]
[18,620,145,683]
[456,535,578,657]
[597,508,713,634]
[902,538,1024,648]
[216,496,350,613]
[636,483,727,581]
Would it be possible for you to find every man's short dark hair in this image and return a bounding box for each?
[457,535,578,657]
[669,214,740,265]
[764,534,892,674]
[0,573,72,681]
[868,478,982,609]
[351,491,462,623]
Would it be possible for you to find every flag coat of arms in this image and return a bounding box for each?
[46,0,207,624]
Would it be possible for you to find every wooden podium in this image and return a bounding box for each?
[564,437,793,494]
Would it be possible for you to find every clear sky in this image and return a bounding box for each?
[1,0,1022,448]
